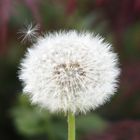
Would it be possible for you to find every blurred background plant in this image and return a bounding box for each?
[0,0,140,140]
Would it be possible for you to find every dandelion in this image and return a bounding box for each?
[18,23,40,43]
[19,31,120,140]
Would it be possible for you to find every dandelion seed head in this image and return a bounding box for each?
[19,31,120,114]
[18,23,40,43]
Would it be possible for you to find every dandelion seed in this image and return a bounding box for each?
[18,23,40,43]
[18,31,120,114]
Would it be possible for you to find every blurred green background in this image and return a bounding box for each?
[0,0,140,140]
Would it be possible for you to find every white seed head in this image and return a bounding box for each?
[18,23,40,43]
[19,31,120,114]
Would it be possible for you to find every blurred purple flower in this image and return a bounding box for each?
[95,0,140,50]
[66,0,77,15]
[23,0,42,24]
[0,0,11,55]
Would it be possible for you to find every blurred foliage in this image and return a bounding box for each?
[83,120,140,140]
[11,95,107,140]
[124,22,140,59]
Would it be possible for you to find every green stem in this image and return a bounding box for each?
[68,111,75,140]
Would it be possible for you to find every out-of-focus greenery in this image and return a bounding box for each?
[11,95,107,140]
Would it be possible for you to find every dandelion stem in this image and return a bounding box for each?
[68,111,75,140]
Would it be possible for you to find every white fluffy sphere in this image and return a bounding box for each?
[19,31,120,114]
